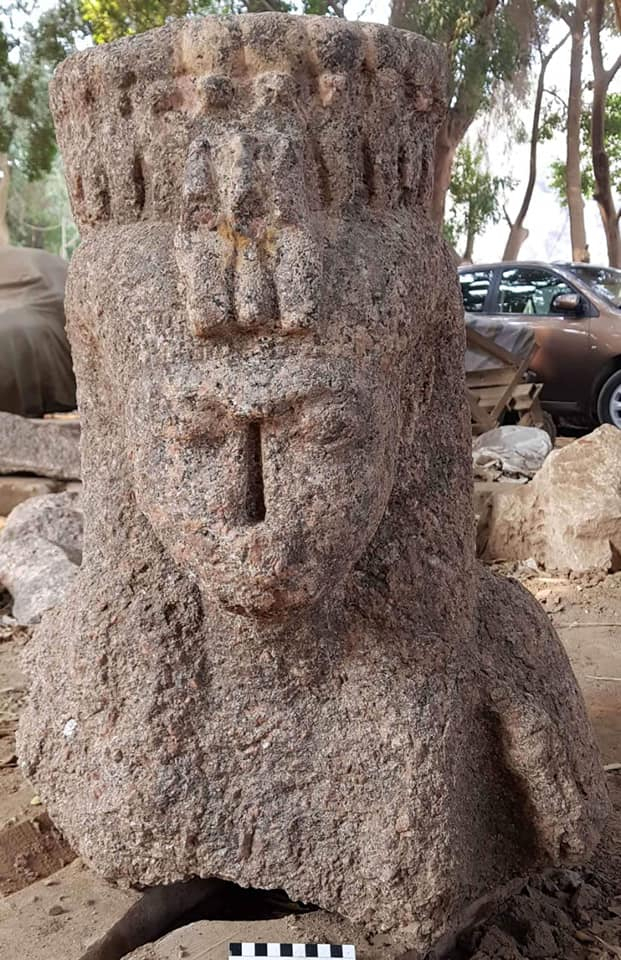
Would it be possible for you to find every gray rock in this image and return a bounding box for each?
[0,412,80,480]
[18,13,608,954]
[0,492,82,624]
[483,425,621,573]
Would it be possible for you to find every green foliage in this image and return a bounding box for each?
[549,93,621,204]
[1,1,79,184]
[78,0,339,45]
[7,151,78,254]
[79,0,221,45]
[393,1,531,116]
[444,141,513,257]
[538,102,563,142]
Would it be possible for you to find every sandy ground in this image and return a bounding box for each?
[0,571,620,959]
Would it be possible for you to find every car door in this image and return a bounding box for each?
[489,265,593,410]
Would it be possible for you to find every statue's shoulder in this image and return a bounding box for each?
[474,562,609,860]
[475,561,560,665]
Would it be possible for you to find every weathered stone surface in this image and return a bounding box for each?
[0,412,80,480]
[483,426,621,573]
[0,492,82,624]
[19,13,608,953]
[0,474,64,516]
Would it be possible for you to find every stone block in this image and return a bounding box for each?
[0,492,82,624]
[0,412,80,480]
[483,426,621,573]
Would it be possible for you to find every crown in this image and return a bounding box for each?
[50,14,446,229]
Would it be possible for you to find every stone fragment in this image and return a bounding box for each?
[0,475,64,516]
[0,412,80,480]
[0,812,74,897]
[0,492,82,624]
[483,426,621,573]
[19,13,608,955]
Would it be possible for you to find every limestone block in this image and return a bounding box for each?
[0,475,64,516]
[484,426,621,573]
[0,492,82,624]
[18,13,608,955]
[124,916,417,960]
[0,860,140,960]
[0,412,80,480]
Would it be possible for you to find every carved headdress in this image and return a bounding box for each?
[52,15,446,229]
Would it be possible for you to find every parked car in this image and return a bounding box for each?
[458,261,621,427]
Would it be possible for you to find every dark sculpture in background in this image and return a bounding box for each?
[18,14,608,953]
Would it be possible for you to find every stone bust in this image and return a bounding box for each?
[19,14,608,952]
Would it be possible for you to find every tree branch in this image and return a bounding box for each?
[607,53,621,85]
[544,87,568,111]
[541,0,572,28]
[542,29,571,69]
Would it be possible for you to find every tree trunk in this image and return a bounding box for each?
[389,0,499,227]
[503,224,529,260]
[588,0,621,268]
[0,155,10,247]
[566,0,588,262]
[502,31,569,261]
[431,122,458,225]
[463,205,477,262]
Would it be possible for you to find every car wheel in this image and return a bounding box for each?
[597,370,621,428]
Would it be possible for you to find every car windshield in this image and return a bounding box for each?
[566,265,621,309]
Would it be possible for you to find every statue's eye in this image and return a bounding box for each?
[163,399,230,446]
[302,409,356,449]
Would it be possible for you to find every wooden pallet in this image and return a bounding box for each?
[466,326,545,435]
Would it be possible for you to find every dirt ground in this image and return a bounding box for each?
[0,571,620,959]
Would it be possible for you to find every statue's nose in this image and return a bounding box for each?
[244,420,266,525]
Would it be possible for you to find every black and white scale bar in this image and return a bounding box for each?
[228,944,356,958]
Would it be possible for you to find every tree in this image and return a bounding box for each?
[588,0,621,267]
[503,20,569,259]
[79,0,221,45]
[444,141,512,261]
[0,0,80,245]
[7,152,78,255]
[564,0,589,262]
[549,94,621,262]
[389,0,536,225]
[78,0,340,44]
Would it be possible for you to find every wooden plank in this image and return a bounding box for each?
[466,367,516,388]
[472,383,540,407]
[489,352,533,422]
[467,391,496,431]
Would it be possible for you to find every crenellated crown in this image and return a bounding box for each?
[50,14,446,229]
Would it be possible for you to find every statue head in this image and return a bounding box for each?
[52,14,448,616]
